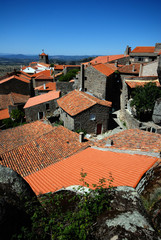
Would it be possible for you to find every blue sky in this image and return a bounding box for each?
[1,0,161,55]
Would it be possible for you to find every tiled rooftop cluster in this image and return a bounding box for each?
[95,129,161,153]
[0,121,54,154]
[0,124,90,177]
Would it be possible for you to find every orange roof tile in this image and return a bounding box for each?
[35,82,56,91]
[24,90,60,108]
[90,55,125,64]
[131,47,155,53]
[119,63,141,74]
[125,79,160,88]
[24,147,158,195]
[54,65,65,70]
[92,63,117,76]
[0,121,54,154]
[57,90,112,116]
[0,93,30,110]
[0,126,90,177]
[96,129,161,153]
[0,75,30,84]
[0,108,10,120]
[32,70,53,78]
[38,62,50,68]
[40,52,47,56]
[35,73,53,80]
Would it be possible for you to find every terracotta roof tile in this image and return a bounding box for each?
[131,47,155,53]
[54,65,64,70]
[24,90,60,108]
[125,79,160,88]
[0,93,30,110]
[40,52,47,56]
[35,82,56,91]
[32,70,53,78]
[92,63,117,76]
[0,126,90,177]
[0,108,10,120]
[24,148,158,195]
[0,121,54,154]
[57,90,112,116]
[119,63,140,74]
[90,55,125,64]
[0,75,30,84]
[95,129,161,153]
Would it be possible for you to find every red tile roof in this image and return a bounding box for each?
[35,82,56,91]
[24,90,60,108]
[35,73,53,80]
[90,55,125,64]
[131,47,155,53]
[0,121,54,154]
[24,147,158,195]
[92,63,117,76]
[0,93,30,110]
[54,65,64,70]
[0,75,30,84]
[0,108,10,120]
[125,79,160,88]
[40,52,47,56]
[119,63,141,74]
[38,62,50,68]
[57,90,112,116]
[32,70,53,78]
[0,126,90,177]
[95,129,161,153]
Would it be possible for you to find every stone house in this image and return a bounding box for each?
[57,90,112,134]
[24,90,60,122]
[77,63,121,110]
[0,75,31,95]
[129,43,161,63]
[31,70,54,88]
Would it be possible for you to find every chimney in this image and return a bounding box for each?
[139,64,143,77]
[80,64,85,91]
[79,132,84,143]
[115,60,118,67]
[43,83,46,90]
[132,65,135,72]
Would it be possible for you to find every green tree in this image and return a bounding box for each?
[130,82,161,120]
[10,109,25,123]
[59,69,79,82]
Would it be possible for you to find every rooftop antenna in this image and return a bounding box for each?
[42,49,44,53]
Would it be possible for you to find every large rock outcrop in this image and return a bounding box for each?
[152,98,161,124]
[0,165,39,240]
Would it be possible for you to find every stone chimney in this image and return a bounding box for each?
[115,60,118,67]
[139,64,143,77]
[132,65,135,72]
[43,83,46,90]
[79,132,84,143]
[80,64,85,91]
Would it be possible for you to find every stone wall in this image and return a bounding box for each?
[25,99,58,122]
[56,82,75,96]
[78,66,107,100]
[59,109,74,130]
[0,78,30,95]
[141,60,158,76]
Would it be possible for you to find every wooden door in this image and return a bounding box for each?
[97,124,102,135]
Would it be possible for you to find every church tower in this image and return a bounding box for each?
[39,50,49,64]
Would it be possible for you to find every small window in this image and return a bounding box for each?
[90,114,96,121]
[38,112,44,119]
[46,103,50,110]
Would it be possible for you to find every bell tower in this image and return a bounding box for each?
[39,49,49,64]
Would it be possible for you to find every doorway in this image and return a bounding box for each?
[97,123,102,135]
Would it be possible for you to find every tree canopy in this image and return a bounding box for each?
[59,69,79,82]
[130,82,161,120]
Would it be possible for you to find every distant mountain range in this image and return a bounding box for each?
[0,54,96,61]
[0,54,97,66]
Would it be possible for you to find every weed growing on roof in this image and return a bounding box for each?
[12,170,113,240]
